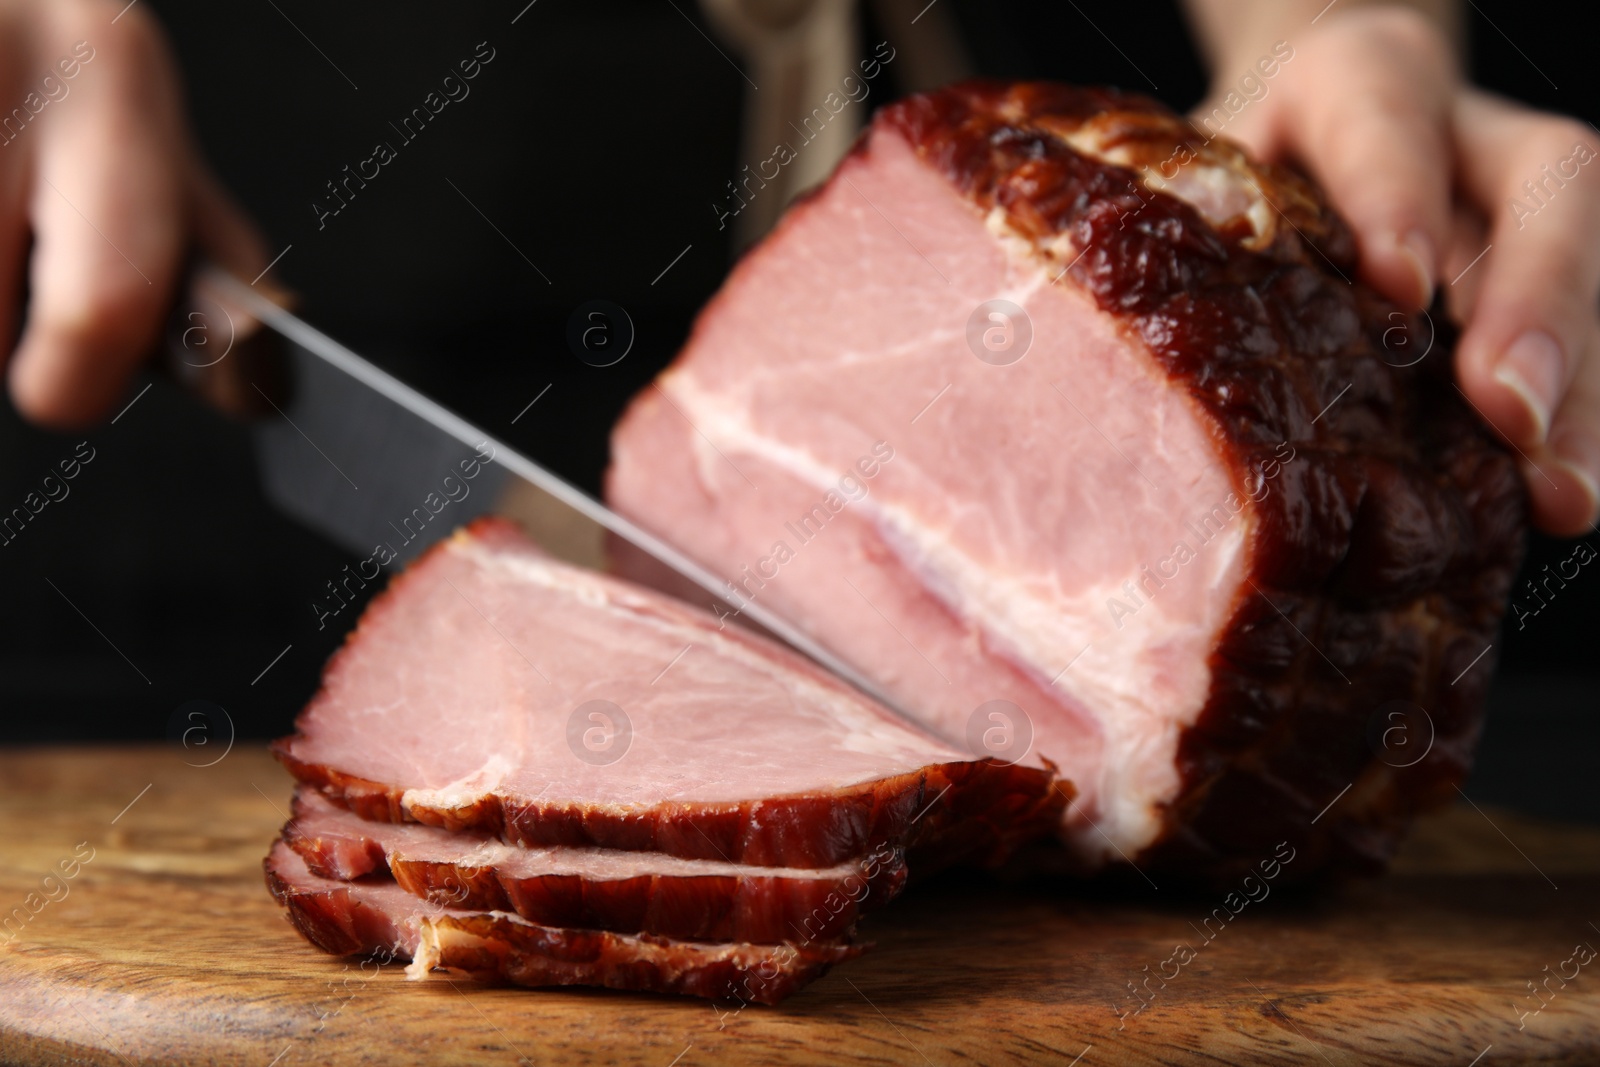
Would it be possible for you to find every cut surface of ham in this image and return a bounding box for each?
[285,788,903,942]
[275,518,1066,869]
[607,81,1524,880]
[264,842,857,1005]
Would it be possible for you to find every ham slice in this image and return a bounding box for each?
[606,81,1525,881]
[264,842,858,1004]
[284,788,904,942]
[274,518,1066,869]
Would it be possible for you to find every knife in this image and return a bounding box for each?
[169,264,894,709]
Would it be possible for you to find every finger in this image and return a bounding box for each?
[0,32,34,357]
[1194,12,1454,308]
[8,6,188,428]
[1523,323,1600,536]
[1265,10,1457,309]
[1452,89,1600,451]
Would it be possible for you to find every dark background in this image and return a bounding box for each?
[0,1,1592,821]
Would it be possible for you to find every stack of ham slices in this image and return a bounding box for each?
[266,519,1066,1003]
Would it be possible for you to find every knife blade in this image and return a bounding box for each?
[175,265,895,710]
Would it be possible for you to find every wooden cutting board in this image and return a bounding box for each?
[2,745,1597,1067]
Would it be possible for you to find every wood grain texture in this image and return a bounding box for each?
[0,745,1596,1066]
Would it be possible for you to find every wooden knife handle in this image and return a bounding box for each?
[159,259,295,420]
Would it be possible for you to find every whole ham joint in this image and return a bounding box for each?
[607,81,1524,882]
[273,518,1066,869]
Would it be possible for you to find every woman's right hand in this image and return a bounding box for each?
[1,0,269,427]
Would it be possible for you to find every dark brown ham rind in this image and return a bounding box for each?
[284,789,907,942]
[879,83,1525,880]
[264,842,860,1005]
[280,743,1066,872]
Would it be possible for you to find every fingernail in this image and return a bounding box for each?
[1492,331,1565,444]
[1551,427,1600,524]
[1397,229,1436,306]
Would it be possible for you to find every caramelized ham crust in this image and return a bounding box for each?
[264,842,858,1005]
[285,788,905,942]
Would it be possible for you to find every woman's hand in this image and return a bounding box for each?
[1188,3,1599,536]
[1,0,268,427]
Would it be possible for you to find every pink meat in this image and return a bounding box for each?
[263,841,859,1005]
[284,788,904,942]
[275,518,1066,869]
[607,82,1523,880]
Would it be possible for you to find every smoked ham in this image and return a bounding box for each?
[273,519,1064,870]
[265,842,859,1005]
[267,518,1066,1002]
[284,788,904,942]
[265,80,1527,1005]
[607,81,1524,881]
